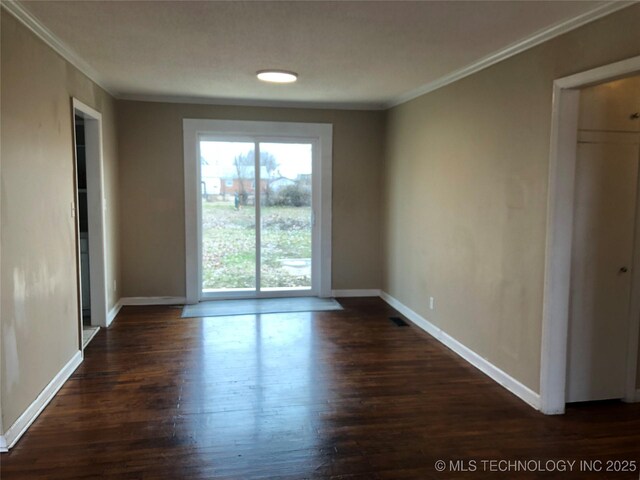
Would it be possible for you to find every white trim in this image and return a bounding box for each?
[0,436,7,453]
[539,86,580,415]
[82,326,100,348]
[183,119,333,302]
[380,291,541,410]
[106,300,122,327]
[386,2,634,108]
[119,296,186,306]
[331,289,381,297]
[119,94,384,112]
[72,98,102,124]
[0,1,116,97]
[540,55,640,415]
[554,56,640,89]
[73,99,109,329]
[1,351,83,451]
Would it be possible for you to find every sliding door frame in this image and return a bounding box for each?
[183,119,333,303]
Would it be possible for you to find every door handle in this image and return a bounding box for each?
[619,267,629,273]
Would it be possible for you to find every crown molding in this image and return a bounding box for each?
[386,1,636,109]
[117,93,385,111]
[1,0,118,97]
[2,0,634,111]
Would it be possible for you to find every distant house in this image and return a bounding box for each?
[219,178,267,196]
[201,164,221,197]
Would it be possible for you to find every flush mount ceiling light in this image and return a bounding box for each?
[256,70,298,83]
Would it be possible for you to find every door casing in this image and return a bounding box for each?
[71,98,109,342]
[540,55,640,414]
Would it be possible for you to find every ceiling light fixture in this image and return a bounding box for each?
[256,70,298,83]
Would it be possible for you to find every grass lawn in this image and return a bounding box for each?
[202,201,312,290]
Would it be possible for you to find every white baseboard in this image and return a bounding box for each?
[331,289,381,297]
[106,300,122,327]
[380,291,541,410]
[119,296,186,306]
[0,350,83,452]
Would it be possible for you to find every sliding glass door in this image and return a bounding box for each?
[200,140,257,292]
[198,137,315,298]
[183,119,332,303]
[259,143,313,292]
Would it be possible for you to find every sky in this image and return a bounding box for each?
[200,141,312,179]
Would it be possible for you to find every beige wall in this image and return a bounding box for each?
[117,101,384,297]
[1,12,120,430]
[383,5,640,393]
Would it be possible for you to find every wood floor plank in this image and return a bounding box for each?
[2,298,639,479]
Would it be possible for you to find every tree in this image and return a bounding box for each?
[232,150,280,206]
[272,183,311,207]
[262,151,280,205]
[233,151,254,205]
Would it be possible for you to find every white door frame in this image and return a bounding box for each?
[540,55,640,414]
[72,98,109,333]
[183,119,333,304]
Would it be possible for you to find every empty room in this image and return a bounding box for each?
[1,0,640,478]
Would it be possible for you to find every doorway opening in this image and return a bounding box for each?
[72,99,108,349]
[566,75,640,404]
[540,56,640,414]
[74,115,97,346]
[183,120,332,303]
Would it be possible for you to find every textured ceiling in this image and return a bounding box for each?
[18,0,614,108]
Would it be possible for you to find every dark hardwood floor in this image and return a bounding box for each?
[2,298,639,479]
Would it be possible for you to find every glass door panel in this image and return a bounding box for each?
[259,143,313,291]
[200,140,256,293]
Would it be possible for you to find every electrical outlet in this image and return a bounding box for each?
[429,297,434,310]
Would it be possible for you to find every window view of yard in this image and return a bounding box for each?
[200,141,312,291]
[202,203,311,290]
